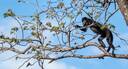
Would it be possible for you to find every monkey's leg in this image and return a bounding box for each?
[106,37,115,56]
[107,44,115,54]
[74,25,87,32]
[98,36,106,59]
[98,36,106,48]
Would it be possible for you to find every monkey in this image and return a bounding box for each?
[75,17,115,56]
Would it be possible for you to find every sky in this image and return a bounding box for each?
[0,0,128,69]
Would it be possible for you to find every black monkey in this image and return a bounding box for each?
[75,17,115,55]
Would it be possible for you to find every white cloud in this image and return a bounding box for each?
[0,53,77,69]
[44,61,76,69]
[0,50,77,69]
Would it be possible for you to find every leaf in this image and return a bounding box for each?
[67,14,74,19]
[10,27,18,34]
[100,24,115,31]
[57,2,65,8]
[11,38,17,42]
[51,26,59,32]
[30,25,36,30]
[89,12,93,16]
[3,9,15,18]
[108,24,116,31]
[28,39,32,43]
[10,31,15,34]
[46,22,52,27]
[23,26,29,30]
[59,22,64,28]
[31,31,37,37]
[32,48,36,51]
[11,27,18,31]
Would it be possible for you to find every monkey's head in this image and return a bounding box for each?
[82,17,93,27]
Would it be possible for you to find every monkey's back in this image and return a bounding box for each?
[90,23,103,34]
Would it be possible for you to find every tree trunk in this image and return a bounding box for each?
[116,0,128,25]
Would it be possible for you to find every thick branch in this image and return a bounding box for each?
[1,42,128,62]
[0,42,108,54]
[40,53,128,63]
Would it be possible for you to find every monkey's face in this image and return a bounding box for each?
[82,20,92,27]
[82,17,92,27]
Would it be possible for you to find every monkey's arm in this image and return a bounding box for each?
[74,25,82,28]
[80,27,87,32]
[75,25,87,32]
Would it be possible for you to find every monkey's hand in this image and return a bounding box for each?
[74,25,87,32]
[80,27,87,32]
[74,25,82,28]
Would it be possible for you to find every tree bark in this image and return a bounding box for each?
[116,0,128,25]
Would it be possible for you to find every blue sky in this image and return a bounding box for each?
[0,0,128,69]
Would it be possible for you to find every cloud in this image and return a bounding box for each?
[44,61,76,69]
[2,60,74,69]
[0,53,77,69]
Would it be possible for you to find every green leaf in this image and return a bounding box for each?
[23,26,29,30]
[10,27,18,34]
[11,27,18,31]
[28,39,32,43]
[10,30,15,34]
[59,22,64,28]
[32,48,36,51]
[51,26,59,32]
[3,9,15,18]
[30,26,36,30]
[11,38,17,42]
[108,24,115,31]
[46,22,52,27]
[57,2,65,8]
[67,14,74,19]
[31,31,37,36]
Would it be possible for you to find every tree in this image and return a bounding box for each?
[116,0,128,25]
[0,0,128,69]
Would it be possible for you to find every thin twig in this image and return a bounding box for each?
[104,8,119,24]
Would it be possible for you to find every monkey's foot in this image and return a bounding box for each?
[98,57,104,59]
